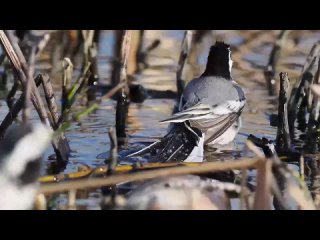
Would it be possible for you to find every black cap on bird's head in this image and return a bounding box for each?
[201,41,233,79]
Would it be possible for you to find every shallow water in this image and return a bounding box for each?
[1,30,320,209]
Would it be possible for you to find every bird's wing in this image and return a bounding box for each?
[160,97,246,145]
[190,111,241,145]
[160,99,245,123]
[127,122,203,163]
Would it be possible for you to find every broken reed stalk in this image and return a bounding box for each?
[107,127,118,176]
[54,82,125,140]
[115,30,132,145]
[3,30,28,73]
[23,45,36,122]
[264,30,289,96]
[68,189,77,210]
[300,155,305,181]
[253,159,273,210]
[6,81,18,109]
[288,42,320,132]
[111,30,124,86]
[66,62,91,107]
[305,57,320,153]
[136,35,161,72]
[39,158,261,194]
[82,30,98,87]
[302,41,320,73]
[276,72,291,152]
[0,30,70,163]
[188,30,209,76]
[40,73,71,157]
[87,30,99,103]
[271,174,289,210]
[176,30,193,101]
[307,156,320,208]
[0,75,42,138]
[82,30,94,67]
[35,33,50,58]
[247,136,289,210]
[40,74,60,129]
[0,31,50,126]
[240,169,250,210]
[106,127,118,206]
[33,194,47,210]
[119,30,132,91]
[134,30,145,75]
[61,58,73,114]
[58,61,91,125]
[127,30,142,77]
[116,91,129,145]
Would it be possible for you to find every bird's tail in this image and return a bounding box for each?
[127,122,204,163]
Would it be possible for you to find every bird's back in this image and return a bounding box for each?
[181,76,242,109]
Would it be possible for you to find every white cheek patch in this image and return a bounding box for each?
[228,51,233,74]
[1,124,53,179]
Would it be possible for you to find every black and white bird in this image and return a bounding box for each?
[0,123,52,210]
[128,41,246,163]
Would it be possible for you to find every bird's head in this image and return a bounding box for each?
[201,41,233,79]
[0,123,52,186]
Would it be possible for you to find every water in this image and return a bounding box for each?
[1,30,320,209]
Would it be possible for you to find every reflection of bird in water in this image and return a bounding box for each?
[0,123,52,210]
[128,41,246,163]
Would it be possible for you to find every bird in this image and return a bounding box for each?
[128,41,246,163]
[0,123,52,210]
